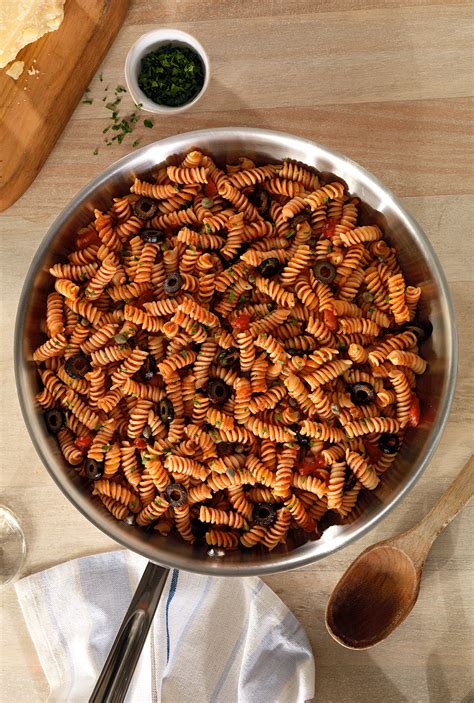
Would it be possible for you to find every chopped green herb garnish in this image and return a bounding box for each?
[82,98,93,105]
[93,148,99,155]
[144,119,154,128]
[138,45,205,108]
[132,140,140,148]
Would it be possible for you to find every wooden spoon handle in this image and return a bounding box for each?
[397,455,474,566]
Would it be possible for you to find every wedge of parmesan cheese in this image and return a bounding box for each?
[0,0,66,69]
[5,60,25,79]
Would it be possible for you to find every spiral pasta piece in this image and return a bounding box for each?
[387,350,427,375]
[205,529,239,550]
[273,445,298,498]
[276,161,319,190]
[93,480,141,512]
[344,417,400,439]
[368,331,418,367]
[387,273,410,324]
[346,449,379,490]
[326,461,346,510]
[262,508,292,550]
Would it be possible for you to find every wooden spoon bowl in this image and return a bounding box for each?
[326,544,420,649]
[326,456,473,649]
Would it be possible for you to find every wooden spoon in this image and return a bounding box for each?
[326,455,474,649]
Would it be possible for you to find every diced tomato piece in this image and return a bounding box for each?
[76,229,101,249]
[147,375,161,387]
[75,435,92,451]
[135,290,155,309]
[204,179,218,198]
[231,312,251,332]
[322,218,336,239]
[365,442,382,463]
[133,437,148,449]
[407,394,420,428]
[298,454,326,476]
[324,308,338,331]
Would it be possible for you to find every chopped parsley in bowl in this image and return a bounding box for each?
[138,45,205,108]
[125,29,210,114]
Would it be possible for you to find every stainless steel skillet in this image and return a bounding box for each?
[14,128,457,700]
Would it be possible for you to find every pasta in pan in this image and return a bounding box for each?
[33,150,428,552]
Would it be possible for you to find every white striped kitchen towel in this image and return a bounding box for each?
[15,550,315,703]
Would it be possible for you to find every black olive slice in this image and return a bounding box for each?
[350,382,375,406]
[313,260,337,284]
[163,272,184,294]
[64,354,91,379]
[295,431,310,447]
[207,378,230,405]
[216,442,233,457]
[44,408,65,434]
[133,197,158,220]
[159,398,174,423]
[254,189,270,215]
[164,483,188,507]
[253,503,276,527]
[140,355,156,381]
[257,257,281,279]
[217,347,239,368]
[191,518,208,539]
[140,229,165,243]
[343,469,357,493]
[379,433,400,455]
[400,320,433,343]
[84,458,104,480]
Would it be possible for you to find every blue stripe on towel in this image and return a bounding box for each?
[166,575,213,669]
[239,610,312,702]
[78,551,133,671]
[210,580,264,703]
[165,569,180,663]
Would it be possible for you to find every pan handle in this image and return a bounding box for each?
[89,561,170,703]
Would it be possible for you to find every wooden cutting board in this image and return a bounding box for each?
[0,0,129,213]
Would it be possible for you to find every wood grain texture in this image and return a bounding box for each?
[0,0,129,212]
[0,1,473,701]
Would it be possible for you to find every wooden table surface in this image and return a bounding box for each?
[1,2,473,701]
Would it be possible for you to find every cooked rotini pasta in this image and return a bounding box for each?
[33,150,428,552]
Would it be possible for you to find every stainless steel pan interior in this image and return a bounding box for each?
[14,128,457,577]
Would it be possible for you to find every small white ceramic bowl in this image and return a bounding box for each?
[124,29,210,115]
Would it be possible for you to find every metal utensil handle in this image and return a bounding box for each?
[89,561,169,703]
